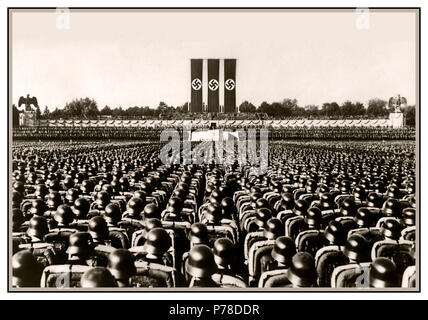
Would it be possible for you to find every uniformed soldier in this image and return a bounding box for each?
[185,244,219,287]
[122,197,145,219]
[107,249,137,287]
[72,197,91,220]
[52,204,77,229]
[263,252,317,287]
[382,198,402,218]
[143,203,161,220]
[212,238,241,277]
[139,227,173,267]
[66,232,108,267]
[258,236,296,287]
[29,199,48,218]
[16,216,50,245]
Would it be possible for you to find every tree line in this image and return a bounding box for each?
[12,97,416,126]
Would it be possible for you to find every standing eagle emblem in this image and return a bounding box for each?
[18,94,39,112]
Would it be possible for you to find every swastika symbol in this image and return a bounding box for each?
[209,79,219,91]
[225,79,235,91]
[192,78,202,91]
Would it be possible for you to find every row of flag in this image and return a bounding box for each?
[190,59,236,113]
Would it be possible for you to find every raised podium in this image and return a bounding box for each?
[388,95,407,128]
[19,111,37,127]
[389,112,405,128]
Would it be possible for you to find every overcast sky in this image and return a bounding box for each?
[11,9,417,110]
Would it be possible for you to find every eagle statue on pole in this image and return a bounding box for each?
[388,94,407,113]
[18,94,39,112]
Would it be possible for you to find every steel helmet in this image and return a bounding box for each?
[63,176,74,190]
[66,232,94,258]
[46,191,62,209]
[143,203,160,220]
[65,188,80,204]
[72,197,90,219]
[80,267,117,288]
[12,250,40,287]
[143,227,171,256]
[205,202,222,224]
[382,198,401,217]
[402,207,415,226]
[167,197,183,215]
[324,220,347,245]
[95,191,111,209]
[255,207,273,228]
[305,207,322,227]
[319,193,334,210]
[287,252,317,287]
[367,192,382,208]
[281,192,295,210]
[380,219,403,240]
[34,184,49,199]
[188,223,209,245]
[26,216,49,239]
[263,218,284,240]
[212,238,235,268]
[220,197,235,218]
[255,198,269,209]
[370,258,399,288]
[13,180,26,194]
[80,179,94,195]
[353,185,367,202]
[88,216,109,240]
[355,207,376,227]
[144,218,163,235]
[53,204,75,226]
[386,185,400,199]
[343,234,370,262]
[127,197,145,217]
[173,187,187,200]
[271,236,296,267]
[293,199,309,216]
[103,203,122,225]
[133,190,147,201]
[185,244,218,278]
[340,198,357,216]
[108,249,136,280]
[29,199,48,216]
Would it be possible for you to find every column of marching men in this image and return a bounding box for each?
[11,140,416,288]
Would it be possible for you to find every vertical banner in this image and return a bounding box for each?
[207,59,220,113]
[224,59,236,113]
[190,59,203,112]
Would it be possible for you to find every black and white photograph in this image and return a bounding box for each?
[7,7,419,293]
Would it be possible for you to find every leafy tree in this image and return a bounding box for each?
[305,105,320,117]
[367,99,388,117]
[63,97,99,119]
[354,102,366,116]
[239,101,257,113]
[100,105,112,116]
[321,102,340,117]
[403,105,415,126]
[42,106,50,119]
[176,102,189,113]
[35,105,42,119]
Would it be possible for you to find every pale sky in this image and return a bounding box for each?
[10,9,417,111]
